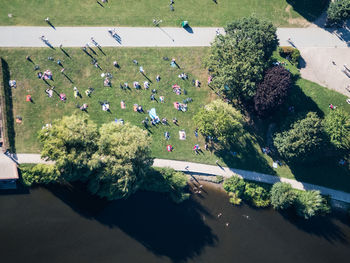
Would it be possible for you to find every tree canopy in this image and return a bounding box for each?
[88,122,153,200]
[206,16,278,100]
[193,99,244,144]
[38,114,98,181]
[273,112,325,163]
[254,66,292,118]
[324,109,350,151]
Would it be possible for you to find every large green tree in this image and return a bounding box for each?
[88,122,153,200]
[270,182,296,210]
[225,16,279,59]
[273,112,325,163]
[38,115,98,181]
[324,109,350,151]
[193,100,244,145]
[207,16,278,100]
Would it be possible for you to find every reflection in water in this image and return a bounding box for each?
[0,182,350,263]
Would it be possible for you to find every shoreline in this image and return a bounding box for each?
[188,174,350,213]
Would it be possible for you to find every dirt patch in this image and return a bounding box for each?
[285,4,312,27]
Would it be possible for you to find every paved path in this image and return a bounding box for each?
[0,26,349,48]
[12,153,350,203]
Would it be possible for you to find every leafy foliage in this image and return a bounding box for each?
[254,66,292,117]
[140,167,189,203]
[206,16,277,100]
[295,190,330,219]
[38,115,98,182]
[278,47,301,66]
[223,177,270,207]
[193,100,244,144]
[243,182,271,208]
[270,182,296,210]
[274,112,325,162]
[21,164,61,186]
[326,0,350,27]
[88,122,153,200]
[324,109,350,150]
[225,16,279,60]
[223,176,246,197]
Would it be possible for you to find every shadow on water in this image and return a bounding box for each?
[279,208,349,244]
[46,183,218,262]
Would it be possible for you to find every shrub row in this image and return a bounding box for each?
[223,177,331,219]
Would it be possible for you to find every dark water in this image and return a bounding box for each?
[1,183,350,263]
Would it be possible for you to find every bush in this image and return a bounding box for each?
[278,46,301,66]
[270,182,296,210]
[274,112,325,163]
[228,191,242,205]
[326,0,350,27]
[324,109,350,150]
[243,182,271,208]
[295,190,331,219]
[141,167,189,203]
[223,176,246,197]
[21,164,61,186]
[254,66,292,117]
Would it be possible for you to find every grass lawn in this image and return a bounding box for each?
[0,0,328,27]
[1,46,349,193]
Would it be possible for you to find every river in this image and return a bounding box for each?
[1,182,350,263]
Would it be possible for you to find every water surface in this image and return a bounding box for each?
[1,183,350,263]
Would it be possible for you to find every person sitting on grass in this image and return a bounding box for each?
[164,131,170,140]
[162,118,168,125]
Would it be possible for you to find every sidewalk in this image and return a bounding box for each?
[13,153,350,203]
[0,26,348,48]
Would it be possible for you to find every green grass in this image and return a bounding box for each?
[0,0,328,27]
[1,46,349,193]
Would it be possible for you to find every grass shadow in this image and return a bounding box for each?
[1,58,16,153]
[286,0,330,22]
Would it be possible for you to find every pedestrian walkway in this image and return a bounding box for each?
[13,153,350,203]
[0,26,349,48]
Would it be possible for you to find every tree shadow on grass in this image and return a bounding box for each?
[286,0,330,22]
[1,59,16,153]
[214,136,276,176]
[46,183,218,262]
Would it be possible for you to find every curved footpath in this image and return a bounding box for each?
[11,153,350,204]
[0,26,348,48]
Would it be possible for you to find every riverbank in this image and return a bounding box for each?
[189,174,350,213]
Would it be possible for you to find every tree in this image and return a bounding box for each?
[324,109,350,150]
[254,66,292,117]
[21,164,60,186]
[295,190,330,219]
[270,182,296,210]
[87,122,153,200]
[225,16,279,59]
[193,100,244,144]
[206,16,278,100]
[273,112,325,162]
[223,176,246,197]
[140,167,190,203]
[38,115,98,181]
[326,0,350,27]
